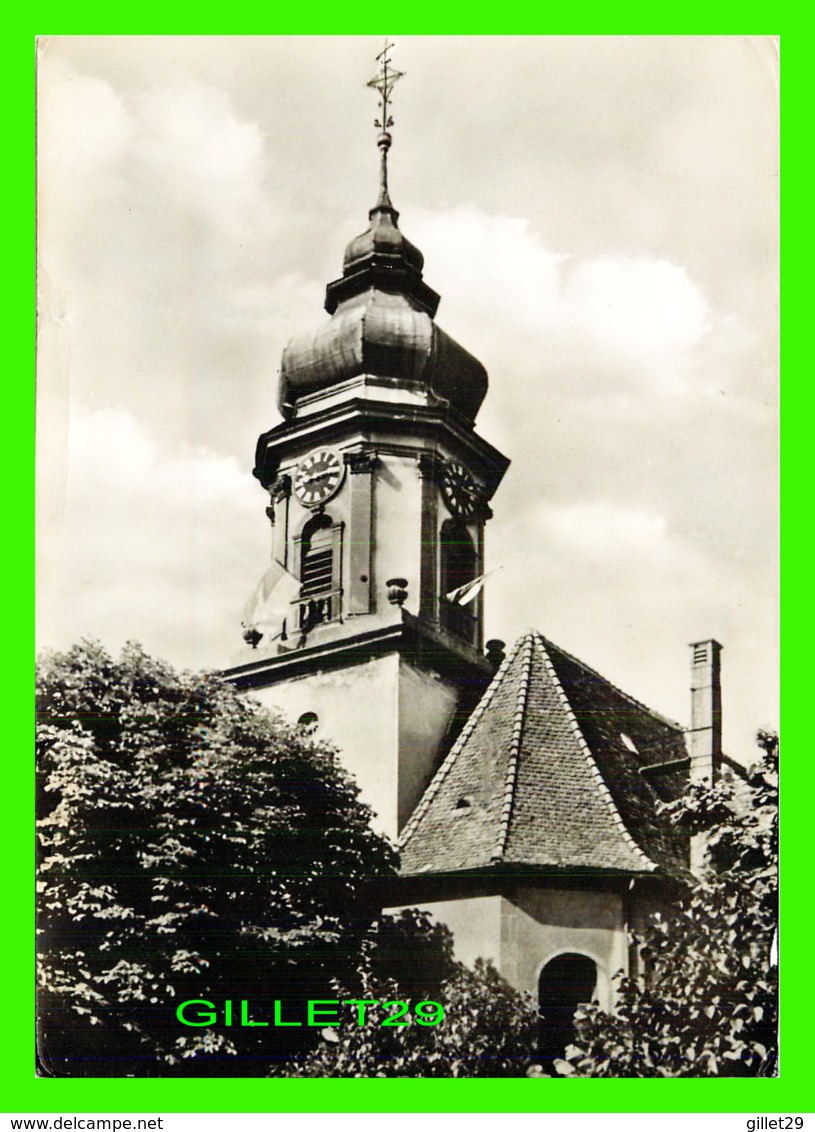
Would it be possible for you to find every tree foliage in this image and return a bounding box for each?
[37,640,397,1076]
[558,732,778,1078]
[42,639,776,1080]
[37,640,538,1079]
[274,914,539,1078]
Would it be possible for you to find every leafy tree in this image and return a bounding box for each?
[37,640,538,1080]
[557,732,778,1078]
[37,640,397,1076]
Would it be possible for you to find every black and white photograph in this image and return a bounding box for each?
[36,35,778,1078]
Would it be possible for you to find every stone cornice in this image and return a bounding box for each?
[254,398,510,496]
[221,611,494,693]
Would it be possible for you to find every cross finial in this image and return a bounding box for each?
[366,39,405,207]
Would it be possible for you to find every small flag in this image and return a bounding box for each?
[445,570,493,606]
[242,559,301,631]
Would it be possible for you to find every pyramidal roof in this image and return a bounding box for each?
[399,631,690,878]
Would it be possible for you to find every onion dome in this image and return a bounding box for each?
[324,188,439,318]
[278,131,488,425]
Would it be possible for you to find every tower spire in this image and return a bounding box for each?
[366,39,405,209]
[320,40,441,320]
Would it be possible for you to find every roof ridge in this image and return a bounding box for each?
[397,633,526,849]
[491,633,535,862]
[532,634,657,873]
[535,631,685,733]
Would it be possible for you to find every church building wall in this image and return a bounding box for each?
[505,886,625,1009]
[370,452,425,611]
[391,896,505,972]
[249,650,462,840]
[396,658,460,829]
[250,654,400,836]
[396,888,627,1009]
[224,65,698,1055]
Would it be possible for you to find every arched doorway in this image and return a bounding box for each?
[537,953,598,1067]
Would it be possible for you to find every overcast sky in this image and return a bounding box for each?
[36,35,778,759]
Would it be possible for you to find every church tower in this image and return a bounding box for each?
[222,48,732,1049]
[223,46,509,839]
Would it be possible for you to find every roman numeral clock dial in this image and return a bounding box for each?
[441,459,480,519]
[293,448,345,507]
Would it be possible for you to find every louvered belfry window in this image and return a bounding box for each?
[295,514,342,631]
[301,526,333,596]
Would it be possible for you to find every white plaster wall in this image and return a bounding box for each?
[246,650,462,840]
[397,658,460,828]
[389,896,505,970]
[372,453,424,614]
[295,375,435,416]
[503,888,627,1008]
[250,653,401,838]
[389,888,627,1010]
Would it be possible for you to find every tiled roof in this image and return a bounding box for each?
[398,630,689,878]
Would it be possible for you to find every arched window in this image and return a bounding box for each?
[439,520,478,644]
[295,513,342,631]
[537,953,598,1066]
[297,711,320,735]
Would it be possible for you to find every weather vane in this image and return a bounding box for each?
[366,40,405,203]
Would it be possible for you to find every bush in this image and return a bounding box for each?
[557,733,778,1078]
[37,640,539,1079]
[274,915,539,1078]
[37,640,395,1076]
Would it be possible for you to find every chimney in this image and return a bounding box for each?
[688,639,723,785]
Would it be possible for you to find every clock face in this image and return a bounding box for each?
[441,459,480,519]
[293,448,345,507]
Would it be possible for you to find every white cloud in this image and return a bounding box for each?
[563,255,710,359]
[412,207,566,333]
[34,38,777,765]
[133,80,272,239]
[37,405,264,670]
[412,205,711,399]
[37,56,132,211]
[484,496,774,753]
[534,499,675,565]
[38,59,275,249]
[36,57,306,459]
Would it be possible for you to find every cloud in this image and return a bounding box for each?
[411,204,712,399]
[484,495,774,750]
[37,57,293,459]
[562,255,710,359]
[533,499,676,565]
[38,59,275,256]
[37,56,132,215]
[131,79,275,253]
[35,39,777,764]
[37,405,264,670]
[411,207,566,333]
